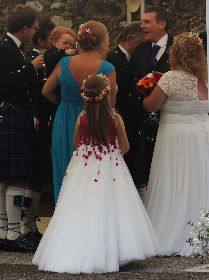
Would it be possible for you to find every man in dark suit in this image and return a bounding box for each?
[0,5,44,251]
[107,23,144,186]
[20,17,56,247]
[128,6,173,199]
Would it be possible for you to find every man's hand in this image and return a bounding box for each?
[31,55,44,70]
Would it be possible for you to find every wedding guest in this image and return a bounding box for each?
[20,17,56,247]
[43,27,78,147]
[128,6,173,199]
[42,20,117,203]
[33,74,161,274]
[0,4,44,252]
[144,32,209,256]
[44,26,77,78]
[30,17,55,60]
[107,22,144,192]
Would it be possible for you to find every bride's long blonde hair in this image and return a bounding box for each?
[169,32,207,80]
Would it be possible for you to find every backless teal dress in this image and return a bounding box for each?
[52,56,114,203]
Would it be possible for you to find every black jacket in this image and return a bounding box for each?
[129,34,173,86]
[107,46,132,115]
[125,35,174,184]
[44,46,67,77]
[0,35,42,118]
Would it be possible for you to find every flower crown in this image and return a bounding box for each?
[81,74,111,103]
[188,32,203,45]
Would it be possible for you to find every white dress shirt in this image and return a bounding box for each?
[7,32,22,48]
[152,34,168,61]
[118,44,131,62]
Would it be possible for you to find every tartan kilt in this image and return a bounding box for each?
[0,103,31,180]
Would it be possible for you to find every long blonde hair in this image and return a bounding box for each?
[169,32,207,80]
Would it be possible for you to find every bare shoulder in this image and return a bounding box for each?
[76,111,84,126]
[112,112,123,127]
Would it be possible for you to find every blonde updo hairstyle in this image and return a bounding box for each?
[77,20,108,52]
[169,32,207,80]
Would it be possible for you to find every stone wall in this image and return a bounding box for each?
[0,0,206,48]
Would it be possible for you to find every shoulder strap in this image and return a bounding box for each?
[99,60,115,76]
[59,56,72,71]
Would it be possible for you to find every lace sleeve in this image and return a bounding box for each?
[157,71,172,96]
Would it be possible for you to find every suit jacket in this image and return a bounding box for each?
[129,35,173,86]
[107,46,131,113]
[0,35,41,119]
[107,46,143,184]
[44,46,66,78]
[126,35,173,184]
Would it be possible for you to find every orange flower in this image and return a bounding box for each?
[136,71,163,94]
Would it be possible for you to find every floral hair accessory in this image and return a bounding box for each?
[81,74,111,103]
[188,32,203,45]
[78,27,93,36]
[137,71,163,96]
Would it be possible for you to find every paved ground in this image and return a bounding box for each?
[1,186,207,279]
[0,252,209,280]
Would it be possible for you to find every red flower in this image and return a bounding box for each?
[137,71,163,95]
[98,145,103,153]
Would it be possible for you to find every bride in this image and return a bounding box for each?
[143,32,209,256]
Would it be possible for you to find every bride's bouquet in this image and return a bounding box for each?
[137,71,163,96]
[187,209,209,263]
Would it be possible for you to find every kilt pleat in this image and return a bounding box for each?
[0,104,31,180]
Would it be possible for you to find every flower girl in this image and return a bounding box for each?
[33,74,161,274]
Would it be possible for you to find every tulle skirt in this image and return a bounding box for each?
[33,145,161,273]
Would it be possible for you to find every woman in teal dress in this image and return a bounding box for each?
[42,21,116,203]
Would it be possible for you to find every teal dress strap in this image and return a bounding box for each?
[98,60,115,76]
[59,56,72,70]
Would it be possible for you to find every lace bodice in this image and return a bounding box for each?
[158,70,201,101]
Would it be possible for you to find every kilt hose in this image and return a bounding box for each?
[0,103,47,187]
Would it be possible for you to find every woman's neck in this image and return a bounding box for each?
[80,50,102,59]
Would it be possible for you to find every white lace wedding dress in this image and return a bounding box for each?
[144,70,209,256]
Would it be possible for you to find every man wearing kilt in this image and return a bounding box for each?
[0,5,45,252]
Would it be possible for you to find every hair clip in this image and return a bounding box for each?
[78,28,93,36]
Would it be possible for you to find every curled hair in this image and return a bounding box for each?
[169,32,207,80]
[7,4,38,33]
[83,75,111,145]
[77,20,108,51]
[49,27,76,46]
